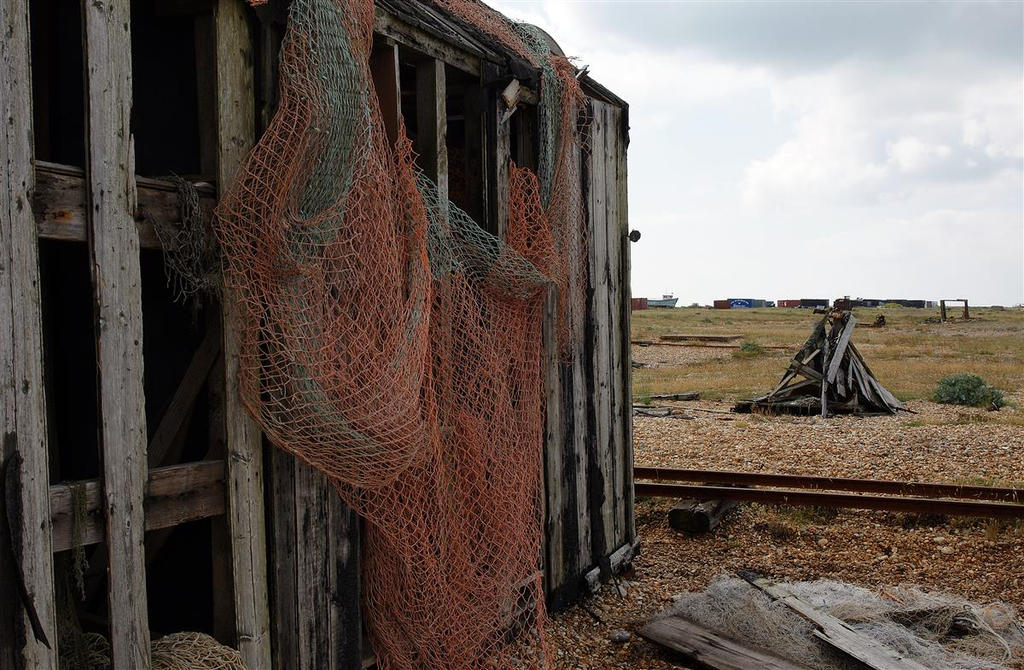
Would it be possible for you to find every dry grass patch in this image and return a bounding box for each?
[632,306,1024,401]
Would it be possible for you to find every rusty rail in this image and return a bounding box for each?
[633,467,1023,503]
[633,467,1024,519]
[633,482,1024,519]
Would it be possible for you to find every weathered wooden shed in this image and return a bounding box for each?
[0,0,633,668]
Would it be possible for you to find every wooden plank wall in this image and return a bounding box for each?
[0,0,60,664]
[587,100,633,560]
[545,97,632,606]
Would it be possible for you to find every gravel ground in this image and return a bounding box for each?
[631,344,733,367]
[546,398,1024,669]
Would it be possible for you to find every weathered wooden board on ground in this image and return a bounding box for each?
[640,616,810,670]
[650,392,700,401]
[740,572,929,670]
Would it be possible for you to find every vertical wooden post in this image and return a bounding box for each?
[371,41,401,147]
[215,1,272,667]
[962,300,969,320]
[81,0,151,667]
[940,300,947,322]
[0,0,59,665]
[415,58,448,209]
[491,95,510,237]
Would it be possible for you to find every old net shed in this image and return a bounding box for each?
[0,0,633,668]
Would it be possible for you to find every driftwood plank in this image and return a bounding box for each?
[215,1,272,667]
[740,573,929,670]
[49,460,226,552]
[1,0,59,663]
[82,0,152,665]
[640,616,810,670]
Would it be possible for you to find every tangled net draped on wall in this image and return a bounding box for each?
[216,0,590,667]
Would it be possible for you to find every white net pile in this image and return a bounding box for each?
[666,576,1024,670]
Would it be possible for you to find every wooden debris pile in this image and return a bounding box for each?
[734,310,904,416]
[640,573,1024,670]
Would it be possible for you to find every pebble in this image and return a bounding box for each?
[609,630,631,644]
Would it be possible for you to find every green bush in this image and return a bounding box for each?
[733,340,765,359]
[932,374,1005,408]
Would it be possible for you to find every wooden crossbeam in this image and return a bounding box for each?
[33,161,216,248]
[49,460,226,553]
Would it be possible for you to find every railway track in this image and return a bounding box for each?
[633,466,1024,519]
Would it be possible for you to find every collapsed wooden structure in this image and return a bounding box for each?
[0,0,634,668]
[734,311,904,416]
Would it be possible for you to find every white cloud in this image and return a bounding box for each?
[887,137,951,173]
[487,0,1024,305]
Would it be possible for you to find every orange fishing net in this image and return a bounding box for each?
[215,0,589,667]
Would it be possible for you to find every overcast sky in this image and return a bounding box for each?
[490,0,1024,306]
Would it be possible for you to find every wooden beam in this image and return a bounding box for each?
[640,616,811,670]
[82,0,151,665]
[370,41,401,147]
[32,161,217,248]
[374,7,480,76]
[415,57,448,212]
[215,1,272,667]
[49,460,226,552]
[489,93,510,236]
[740,572,929,670]
[1,0,59,662]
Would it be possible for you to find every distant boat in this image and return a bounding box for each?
[648,294,678,308]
